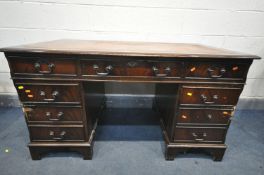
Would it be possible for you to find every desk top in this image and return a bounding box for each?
[0,39,260,59]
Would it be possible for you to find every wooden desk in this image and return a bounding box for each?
[0,40,260,160]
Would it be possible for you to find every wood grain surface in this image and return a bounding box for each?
[0,39,260,59]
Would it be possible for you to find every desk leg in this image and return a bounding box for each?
[28,145,93,160]
[164,144,227,161]
[165,147,176,161]
[29,147,42,160]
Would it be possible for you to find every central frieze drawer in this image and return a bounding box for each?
[24,106,83,123]
[9,58,77,76]
[29,125,85,141]
[174,126,226,143]
[180,86,242,106]
[15,82,81,104]
[177,108,233,125]
[81,60,182,77]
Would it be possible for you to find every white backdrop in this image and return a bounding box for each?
[0,0,263,99]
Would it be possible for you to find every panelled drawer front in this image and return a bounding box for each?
[15,83,81,103]
[180,86,242,106]
[177,108,233,125]
[24,106,83,123]
[29,126,85,141]
[81,60,181,77]
[174,127,226,143]
[9,58,77,76]
[185,62,250,80]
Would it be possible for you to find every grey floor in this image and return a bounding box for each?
[0,107,263,175]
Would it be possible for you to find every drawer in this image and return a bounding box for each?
[8,58,77,76]
[81,60,181,77]
[180,86,242,106]
[29,125,85,141]
[15,82,81,104]
[24,106,83,123]
[184,61,250,80]
[174,126,226,143]
[177,108,233,125]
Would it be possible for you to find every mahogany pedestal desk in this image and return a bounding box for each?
[0,40,260,160]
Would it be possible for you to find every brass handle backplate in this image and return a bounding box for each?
[93,64,113,76]
[46,111,64,121]
[152,66,171,77]
[40,90,59,102]
[34,62,55,74]
[207,67,226,78]
[49,130,66,140]
[192,132,207,141]
[200,94,218,104]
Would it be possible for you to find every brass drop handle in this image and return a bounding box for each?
[46,111,64,121]
[207,67,226,78]
[49,130,66,140]
[152,66,171,77]
[192,132,207,141]
[93,64,113,76]
[40,90,59,102]
[200,94,218,104]
[34,62,55,74]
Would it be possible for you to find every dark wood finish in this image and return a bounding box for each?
[184,61,251,81]
[173,126,226,143]
[161,118,227,161]
[81,59,182,77]
[0,39,260,161]
[176,108,233,125]
[0,39,260,59]
[23,106,83,123]
[29,146,93,160]
[164,144,226,161]
[180,86,243,106]
[8,57,77,76]
[155,83,179,140]
[29,125,85,141]
[14,81,81,104]
[83,81,106,128]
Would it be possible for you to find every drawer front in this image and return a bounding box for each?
[177,108,233,125]
[24,106,83,122]
[81,60,124,76]
[15,83,81,103]
[174,127,226,143]
[9,58,77,76]
[29,126,85,141]
[185,62,250,80]
[180,86,242,106]
[81,60,181,77]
